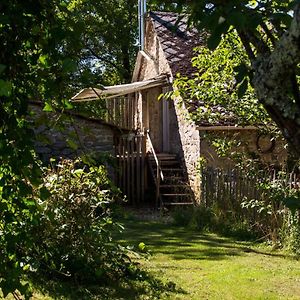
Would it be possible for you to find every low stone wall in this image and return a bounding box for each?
[30,103,120,162]
[200,129,287,169]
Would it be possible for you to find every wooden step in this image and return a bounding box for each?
[159,161,179,165]
[147,152,193,208]
[161,193,191,197]
[160,184,188,188]
[148,155,177,160]
[163,176,185,181]
[161,168,183,172]
[163,202,194,206]
[157,153,177,157]
[149,160,179,167]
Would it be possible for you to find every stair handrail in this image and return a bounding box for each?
[146,130,164,207]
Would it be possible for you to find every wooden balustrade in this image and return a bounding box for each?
[104,94,136,130]
[114,134,146,204]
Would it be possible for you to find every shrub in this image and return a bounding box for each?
[171,207,194,227]
[28,158,133,283]
[280,211,300,255]
[171,205,214,231]
[191,205,214,231]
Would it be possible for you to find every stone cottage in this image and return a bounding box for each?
[72,11,286,206]
[131,11,286,203]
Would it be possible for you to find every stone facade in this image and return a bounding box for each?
[133,12,288,204]
[134,16,202,201]
[170,99,201,201]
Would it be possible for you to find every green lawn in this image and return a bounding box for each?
[117,219,300,300]
[3,217,300,300]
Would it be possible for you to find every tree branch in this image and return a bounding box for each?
[260,22,277,48]
[244,29,271,55]
[86,46,122,73]
[291,71,300,109]
[238,31,256,62]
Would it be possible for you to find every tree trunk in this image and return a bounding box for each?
[251,3,300,158]
[121,45,131,83]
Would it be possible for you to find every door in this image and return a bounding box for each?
[162,87,170,153]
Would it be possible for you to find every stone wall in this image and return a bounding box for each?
[199,129,287,168]
[170,98,202,202]
[30,103,119,162]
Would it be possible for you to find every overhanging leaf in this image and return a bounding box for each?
[43,102,54,112]
[67,138,78,150]
[0,64,6,74]
[234,63,248,84]
[62,58,77,73]
[40,186,51,200]
[0,79,12,96]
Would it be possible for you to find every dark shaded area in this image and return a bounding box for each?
[30,269,186,300]
[117,219,294,261]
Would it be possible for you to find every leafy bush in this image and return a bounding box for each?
[171,207,194,227]
[30,159,132,283]
[191,205,214,231]
[1,158,138,299]
[280,211,300,255]
[171,203,258,240]
[171,205,214,232]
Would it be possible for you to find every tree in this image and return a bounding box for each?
[173,32,271,128]
[67,0,138,85]
[160,0,300,157]
[69,0,181,86]
[0,1,146,297]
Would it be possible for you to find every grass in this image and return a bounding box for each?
[116,218,300,300]
[2,216,300,299]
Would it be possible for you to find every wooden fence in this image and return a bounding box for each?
[201,167,300,229]
[202,168,259,210]
[114,134,147,205]
[202,168,299,204]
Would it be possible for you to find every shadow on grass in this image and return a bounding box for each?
[117,219,292,261]
[30,269,187,300]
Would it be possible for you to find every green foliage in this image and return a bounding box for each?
[168,0,295,50]
[190,205,214,231]
[171,207,194,227]
[281,212,300,255]
[1,158,137,298]
[0,1,140,296]
[173,32,270,127]
[68,0,138,85]
[171,205,256,239]
[31,159,131,282]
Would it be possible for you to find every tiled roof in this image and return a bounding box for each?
[149,11,206,77]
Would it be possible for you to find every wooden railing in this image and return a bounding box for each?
[104,94,136,130]
[146,130,164,207]
[114,134,146,204]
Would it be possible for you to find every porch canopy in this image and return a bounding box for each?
[71,75,168,102]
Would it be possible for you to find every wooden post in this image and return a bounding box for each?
[141,134,146,203]
[136,136,141,204]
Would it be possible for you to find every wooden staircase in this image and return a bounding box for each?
[148,153,194,207]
